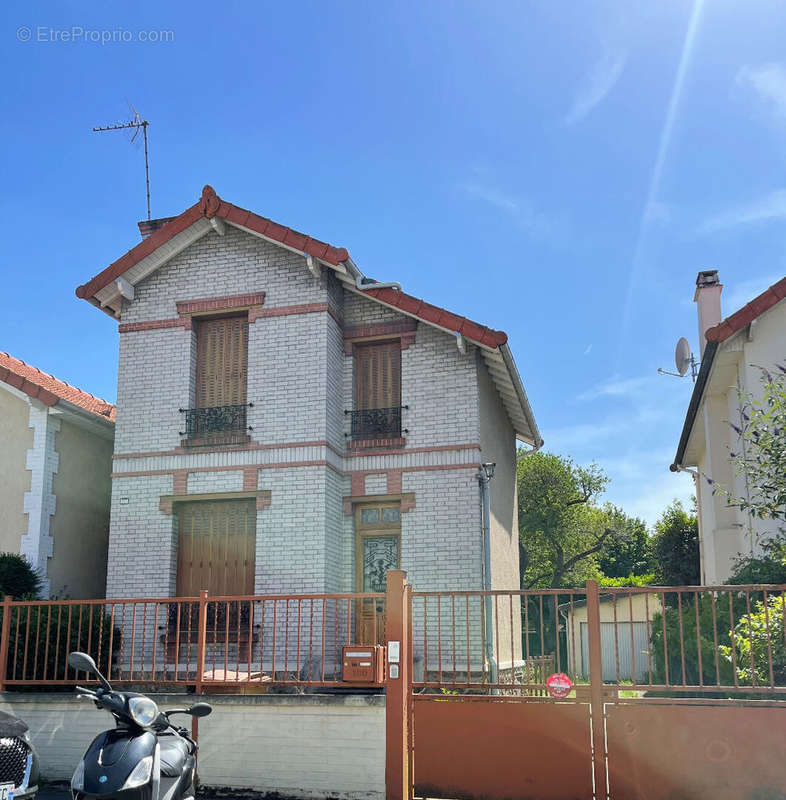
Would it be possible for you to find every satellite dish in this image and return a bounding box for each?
[675,337,691,377]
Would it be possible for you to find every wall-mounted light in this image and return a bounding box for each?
[481,462,496,481]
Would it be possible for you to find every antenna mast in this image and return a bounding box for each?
[92,109,151,220]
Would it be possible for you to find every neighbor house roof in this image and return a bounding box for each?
[671,274,786,470]
[705,276,786,344]
[75,185,541,445]
[0,352,116,422]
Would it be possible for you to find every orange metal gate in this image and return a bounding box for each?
[402,579,786,800]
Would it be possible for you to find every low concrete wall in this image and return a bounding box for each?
[0,693,385,800]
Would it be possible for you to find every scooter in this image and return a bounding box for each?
[68,652,212,800]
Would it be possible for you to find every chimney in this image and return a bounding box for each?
[138,217,175,238]
[694,269,722,357]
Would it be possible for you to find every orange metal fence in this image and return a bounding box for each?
[0,591,386,690]
[410,583,786,696]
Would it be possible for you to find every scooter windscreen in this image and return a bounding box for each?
[73,728,158,797]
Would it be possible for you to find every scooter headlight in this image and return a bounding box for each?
[71,759,85,792]
[122,756,153,790]
[127,696,159,727]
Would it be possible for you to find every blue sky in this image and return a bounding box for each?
[2,0,785,525]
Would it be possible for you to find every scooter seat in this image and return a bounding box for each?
[158,736,189,778]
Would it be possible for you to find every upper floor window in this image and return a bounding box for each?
[182,314,249,441]
[352,341,402,440]
[196,314,249,408]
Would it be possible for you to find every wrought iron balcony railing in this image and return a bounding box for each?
[179,403,252,439]
[346,406,406,440]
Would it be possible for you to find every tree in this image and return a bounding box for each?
[517,452,634,588]
[726,534,786,585]
[598,512,654,578]
[713,364,786,521]
[0,553,41,599]
[650,501,700,586]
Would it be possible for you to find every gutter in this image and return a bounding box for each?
[500,343,544,449]
[670,339,718,471]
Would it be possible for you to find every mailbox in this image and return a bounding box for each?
[342,645,384,684]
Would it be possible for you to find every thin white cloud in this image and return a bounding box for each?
[577,374,657,402]
[698,189,786,234]
[736,63,786,118]
[583,344,593,356]
[461,181,560,241]
[543,370,694,525]
[564,51,626,125]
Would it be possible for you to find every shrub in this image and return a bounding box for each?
[721,594,786,686]
[0,553,41,599]
[5,602,122,683]
[650,592,735,687]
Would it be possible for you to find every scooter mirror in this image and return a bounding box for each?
[188,703,213,718]
[68,651,97,674]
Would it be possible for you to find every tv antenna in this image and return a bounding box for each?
[658,336,698,382]
[92,105,151,220]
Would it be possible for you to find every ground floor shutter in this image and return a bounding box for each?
[176,499,256,597]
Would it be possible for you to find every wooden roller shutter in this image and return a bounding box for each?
[354,341,401,410]
[195,315,249,408]
[176,500,256,597]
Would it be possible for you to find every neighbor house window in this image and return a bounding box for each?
[352,341,402,440]
[183,314,249,440]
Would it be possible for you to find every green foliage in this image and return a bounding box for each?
[0,553,41,599]
[6,603,121,683]
[726,534,786,585]
[650,592,735,687]
[721,595,786,686]
[598,515,654,578]
[714,364,786,521]
[518,451,646,588]
[651,501,700,586]
[599,573,656,587]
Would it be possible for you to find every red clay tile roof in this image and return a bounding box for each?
[0,352,116,422]
[359,286,508,347]
[705,276,786,343]
[76,185,509,349]
[75,185,349,302]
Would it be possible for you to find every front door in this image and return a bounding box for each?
[355,502,400,644]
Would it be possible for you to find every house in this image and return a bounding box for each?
[74,185,541,666]
[0,352,115,598]
[671,270,786,584]
[561,592,661,682]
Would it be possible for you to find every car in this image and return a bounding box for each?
[0,711,39,800]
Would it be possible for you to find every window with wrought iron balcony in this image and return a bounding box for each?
[180,314,252,447]
[347,340,407,450]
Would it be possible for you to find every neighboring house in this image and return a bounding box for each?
[74,185,541,664]
[0,352,115,598]
[671,270,786,584]
[562,593,661,682]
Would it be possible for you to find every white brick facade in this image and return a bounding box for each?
[107,224,519,608]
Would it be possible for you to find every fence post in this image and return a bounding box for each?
[586,580,608,800]
[194,590,208,696]
[0,596,12,692]
[385,570,410,800]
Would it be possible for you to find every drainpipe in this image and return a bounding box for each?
[478,463,498,691]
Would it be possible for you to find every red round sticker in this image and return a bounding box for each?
[546,672,572,699]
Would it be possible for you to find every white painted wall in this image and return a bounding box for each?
[694,298,786,583]
[0,693,385,800]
